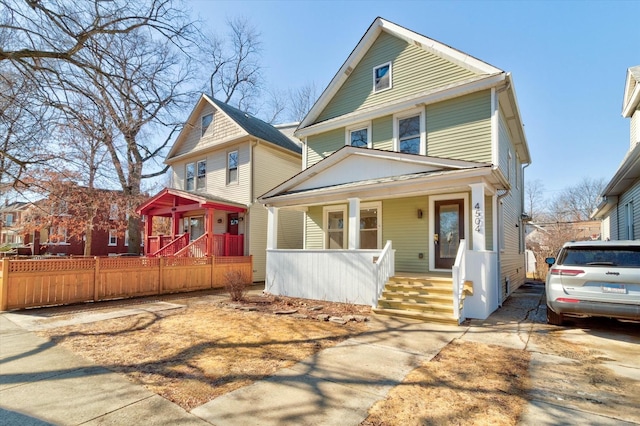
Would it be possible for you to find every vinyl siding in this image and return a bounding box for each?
[306,128,344,168]
[382,197,429,273]
[305,206,324,249]
[316,31,477,123]
[171,103,245,158]
[372,115,393,151]
[616,179,640,240]
[426,90,492,162]
[171,142,251,205]
[485,195,494,251]
[253,144,302,200]
[498,110,513,178]
[248,204,266,281]
[631,110,639,150]
[499,168,526,299]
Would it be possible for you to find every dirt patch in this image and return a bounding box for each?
[362,340,531,426]
[39,293,370,410]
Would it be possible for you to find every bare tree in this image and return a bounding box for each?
[203,17,262,112]
[548,177,606,222]
[525,178,547,221]
[287,82,318,122]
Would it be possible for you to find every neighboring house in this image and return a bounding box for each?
[592,65,640,239]
[0,196,134,256]
[136,95,303,282]
[259,18,531,323]
[0,201,30,249]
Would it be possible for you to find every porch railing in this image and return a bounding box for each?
[152,233,189,257]
[213,234,244,257]
[451,239,467,323]
[175,233,207,257]
[374,240,395,304]
[147,235,174,254]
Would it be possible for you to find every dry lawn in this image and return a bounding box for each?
[362,340,531,426]
[40,293,370,410]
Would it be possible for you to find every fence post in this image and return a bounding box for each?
[0,259,9,311]
[93,256,100,302]
[159,256,164,294]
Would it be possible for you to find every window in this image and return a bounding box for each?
[49,227,68,244]
[5,213,13,226]
[394,109,424,155]
[626,202,634,240]
[201,113,213,136]
[186,162,195,190]
[109,203,118,220]
[108,230,117,246]
[324,206,346,249]
[227,150,238,184]
[346,123,371,148]
[197,160,206,190]
[125,230,129,247]
[360,203,381,249]
[373,62,392,92]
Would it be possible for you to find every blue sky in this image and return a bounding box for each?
[190,0,639,199]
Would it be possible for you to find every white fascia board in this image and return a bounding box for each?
[297,73,505,139]
[505,73,531,164]
[165,135,248,165]
[262,167,498,208]
[600,142,640,196]
[622,84,640,118]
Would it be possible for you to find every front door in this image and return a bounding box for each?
[228,213,239,235]
[189,216,205,241]
[434,199,464,269]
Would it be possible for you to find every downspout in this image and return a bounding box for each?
[496,187,510,307]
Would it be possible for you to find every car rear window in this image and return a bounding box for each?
[558,246,640,267]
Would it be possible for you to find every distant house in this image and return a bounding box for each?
[136,95,303,281]
[258,18,531,323]
[592,65,640,240]
[0,201,30,250]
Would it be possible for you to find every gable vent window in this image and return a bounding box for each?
[201,113,213,136]
[373,62,392,92]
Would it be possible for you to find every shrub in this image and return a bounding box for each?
[225,269,250,301]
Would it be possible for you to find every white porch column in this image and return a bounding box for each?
[470,183,486,251]
[348,197,360,250]
[266,206,279,250]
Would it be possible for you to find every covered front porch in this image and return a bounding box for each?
[137,188,247,257]
[259,147,509,322]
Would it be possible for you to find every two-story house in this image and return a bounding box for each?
[0,201,30,249]
[259,18,531,323]
[592,65,640,239]
[137,94,303,281]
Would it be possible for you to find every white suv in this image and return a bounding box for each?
[545,240,640,325]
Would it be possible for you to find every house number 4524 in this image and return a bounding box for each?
[473,203,482,232]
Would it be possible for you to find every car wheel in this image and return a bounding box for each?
[546,306,564,326]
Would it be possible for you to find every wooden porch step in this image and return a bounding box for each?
[383,284,453,296]
[372,307,459,325]
[376,300,454,315]
[380,291,453,305]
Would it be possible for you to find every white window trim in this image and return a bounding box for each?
[323,205,347,250]
[393,107,426,155]
[360,201,382,250]
[345,122,372,148]
[373,61,392,93]
[227,150,239,185]
[108,230,117,246]
[196,159,207,190]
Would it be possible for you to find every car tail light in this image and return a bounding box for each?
[556,298,580,303]
[550,268,584,276]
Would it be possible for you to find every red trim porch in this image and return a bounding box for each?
[137,188,247,257]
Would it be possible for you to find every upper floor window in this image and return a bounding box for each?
[201,113,213,136]
[373,62,392,92]
[109,203,118,220]
[108,229,117,246]
[394,108,424,155]
[227,150,239,184]
[4,213,13,226]
[346,123,371,148]
[197,160,206,190]
[186,162,195,191]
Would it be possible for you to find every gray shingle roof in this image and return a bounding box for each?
[210,98,302,155]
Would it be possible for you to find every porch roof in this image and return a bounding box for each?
[259,147,509,208]
[136,188,247,217]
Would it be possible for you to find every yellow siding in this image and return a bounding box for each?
[426,90,492,162]
[382,197,429,273]
[248,204,266,281]
[172,103,245,158]
[372,115,393,151]
[317,32,477,123]
[305,206,324,249]
[253,144,302,199]
[306,128,344,168]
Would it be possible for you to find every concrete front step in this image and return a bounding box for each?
[372,307,459,325]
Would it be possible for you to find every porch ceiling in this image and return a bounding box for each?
[137,188,247,217]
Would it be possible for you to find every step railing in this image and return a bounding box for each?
[451,239,467,323]
[373,240,395,306]
[152,233,189,257]
[175,233,208,257]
